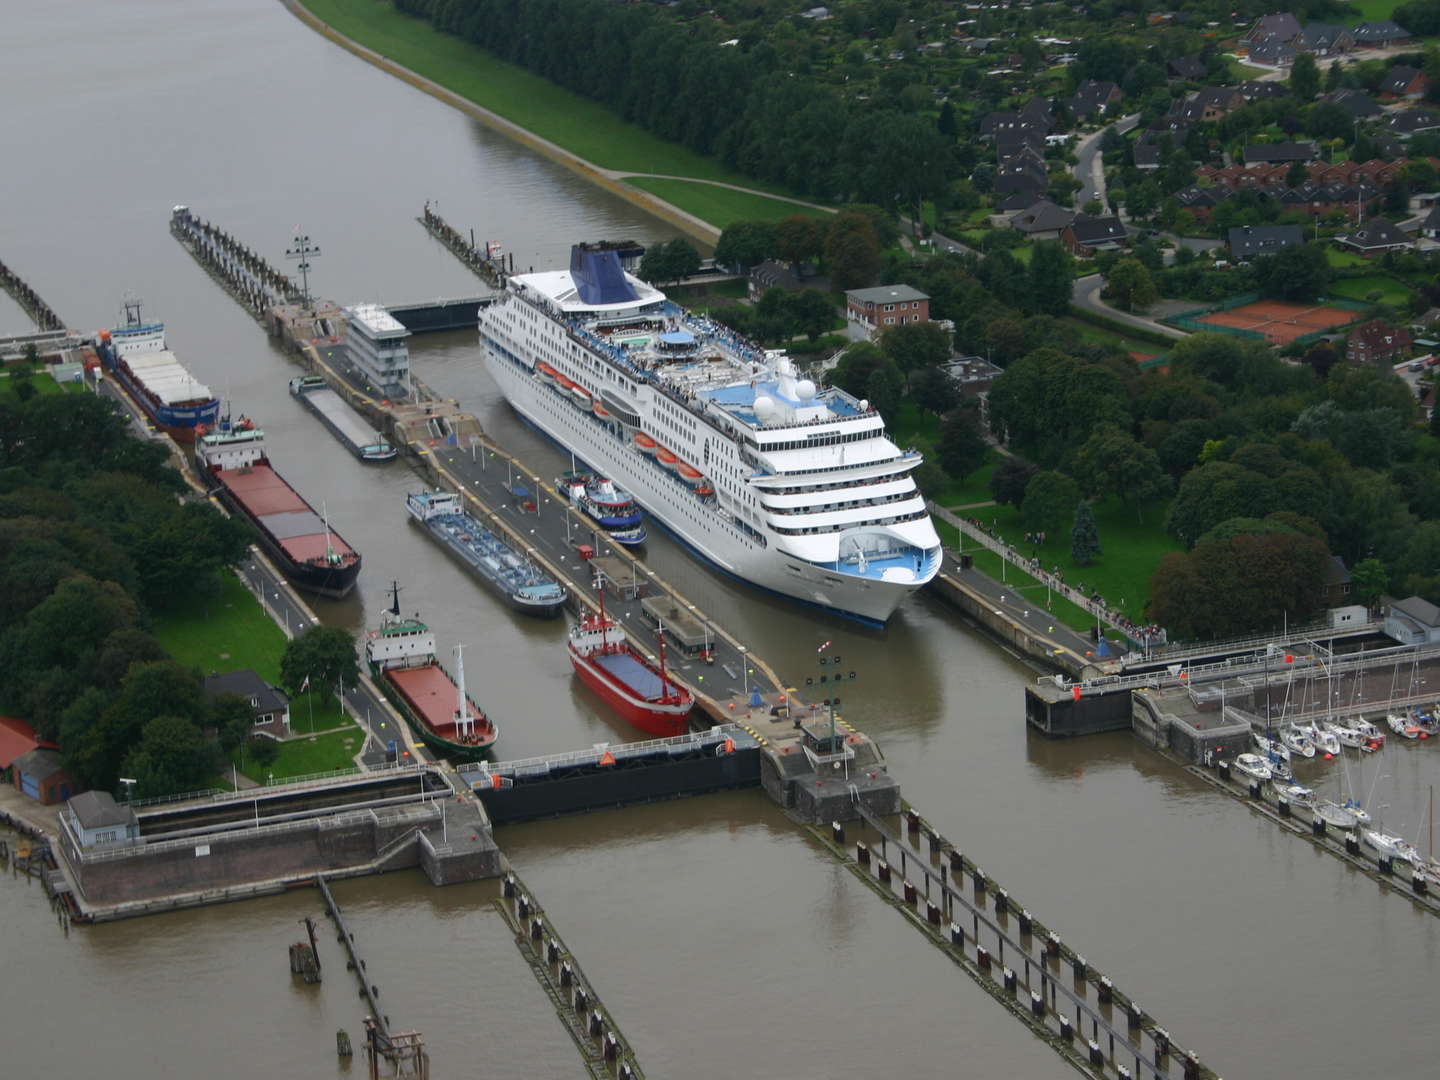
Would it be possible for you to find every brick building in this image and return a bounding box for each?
[845,285,930,340]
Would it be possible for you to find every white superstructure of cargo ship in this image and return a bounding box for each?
[477,244,941,624]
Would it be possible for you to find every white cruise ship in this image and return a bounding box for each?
[477,244,941,624]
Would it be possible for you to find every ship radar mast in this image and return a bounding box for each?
[453,642,471,738]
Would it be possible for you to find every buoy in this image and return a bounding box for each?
[598,749,616,766]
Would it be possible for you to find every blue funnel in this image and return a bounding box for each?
[749,687,763,708]
[1096,636,1111,657]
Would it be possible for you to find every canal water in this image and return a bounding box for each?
[3,2,1439,1078]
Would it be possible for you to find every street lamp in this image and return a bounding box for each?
[118,777,136,803]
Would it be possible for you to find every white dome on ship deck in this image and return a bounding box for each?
[795,379,816,401]
[753,395,776,420]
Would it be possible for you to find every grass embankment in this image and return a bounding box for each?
[1061,316,1163,358]
[943,497,1183,628]
[154,571,360,781]
[1325,247,1371,269]
[300,0,813,228]
[622,177,830,228]
[1346,0,1404,20]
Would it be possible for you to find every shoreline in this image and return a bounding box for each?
[282,0,725,245]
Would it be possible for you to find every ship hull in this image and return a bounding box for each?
[568,643,692,738]
[105,359,220,442]
[409,514,565,618]
[374,667,496,763]
[290,381,396,463]
[484,354,920,624]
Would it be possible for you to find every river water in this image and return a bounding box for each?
[3,2,1438,1078]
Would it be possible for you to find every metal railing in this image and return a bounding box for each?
[458,725,748,781]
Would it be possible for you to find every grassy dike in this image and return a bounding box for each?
[295,0,826,231]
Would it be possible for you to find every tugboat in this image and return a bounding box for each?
[556,470,647,546]
[567,573,693,737]
[364,583,497,760]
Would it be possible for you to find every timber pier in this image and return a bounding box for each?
[418,202,511,287]
[0,254,64,332]
[169,205,303,319]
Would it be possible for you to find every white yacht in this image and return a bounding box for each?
[478,244,942,623]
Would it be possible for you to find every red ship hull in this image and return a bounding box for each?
[568,642,693,738]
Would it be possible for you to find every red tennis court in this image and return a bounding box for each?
[1195,299,1357,344]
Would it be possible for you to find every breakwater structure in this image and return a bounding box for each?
[169,205,303,320]
[496,870,646,1079]
[818,803,1220,1080]
[417,201,512,288]
[0,254,65,332]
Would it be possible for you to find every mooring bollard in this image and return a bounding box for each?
[1088,1040,1105,1067]
[977,946,991,973]
[1153,1027,1170,1061]
[1072,955,1087,981]
[589,1010,605,1037]
[1059,1015,1073,1041]
[1018,909,1033,935]
[503,874,516,898]
[927,829,942,857]
[546,937,560,964]
[972,868,986,895]
[877,860,891,884]
[560,962,574,988]
[906,808,920,834]
[1046,932,1061,959]
[856,841,870,868]
[530,917,545,941]
[1346,835,1361,855]
[1127,1001,1143,1029]
[619,1064,635,1080]
[926,900,942,926]
[604,1033,620,1062]
[1003,967,1017,994]
[1098,976,1113,1004]
[1312,818,1326,837]
[903,880,918,906]
[832,821,844,845]
[1277,797,1291,818]
[517,894,531,920]
[1248,780,1261,799]
[995,889,1009,915]
[1379,856,1393,876]
[1218,761,1231,782]
[1415,874,1429,895]
[1183,1052,1201,1080]
[949,922,965,949]
[574,987,589,1014]
[949,848,964,875]
[1029,989,1044,1017]
[1118,1065,1132,1080]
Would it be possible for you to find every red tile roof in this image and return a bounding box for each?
[0,716,41,769]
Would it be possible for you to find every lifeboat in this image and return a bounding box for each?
[635,432,657,454]
[593,401,612,419]
[656,447,679,469]
[677,461,704,485]
[556,374,575,391]
[570,382,592,404]
[535,361,557,383]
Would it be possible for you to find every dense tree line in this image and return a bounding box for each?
[393,0,952,205]
[0,392,252,795]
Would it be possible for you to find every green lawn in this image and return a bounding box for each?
[155,572,288,683]
[622,177,831,228]
[949,496,1183,625]
[1326,248,1371,269]
[233,725,362,784]
[1346,0,1403,19]
[0,370,83,401]
[302,0,789,196]
[1329,274,1413,307]
[1227,60,1273,80]
[946,455,1000,509]
[1062,316,1162,358]
[934,519,1099,632]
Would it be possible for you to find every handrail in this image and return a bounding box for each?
[458,724,747,779]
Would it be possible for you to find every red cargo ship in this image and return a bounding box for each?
[567,575,693,737]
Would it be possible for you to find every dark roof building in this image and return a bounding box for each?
[203,669,291,740]
[1227,225,1304,258]
[1383,109,1440,138]
[1338,217,1413,253]
[1067,80,1122,117]
[1385,595,1440,645]
[1063,215,1128,256]
[1351,20,1412,47]
[1346,319,1412,367]
[1238,79,1290,102]
[1248,38,1299,66]
[1009,199,1076,236]
[1320,88,1383,118]
[1243,141,1320,164]
[1294,23,1353,55]
[12,748,77,806]
[65,790,140,847]
[1244,13,1302,43]
[1381,65,1428,99]
[1167,56,1206,81]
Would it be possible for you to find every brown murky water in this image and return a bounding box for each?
[3,3,1439,1078]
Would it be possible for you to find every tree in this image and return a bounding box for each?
[937,409,988,479]
[829,341,886,399]
[1290,52,1320,102]
[1253,244,1331,302]
[864,362,904,419]
[912,366,961,418]
[1325,59,1344,93]
[775,215,825,270]
[1350,557,1389,608]
[990,455,1038,507]
[787,289,837,341]
[1071,500,1102,566]
[279,625,359,700]
[1022,470,1081,534]
[1070,425,1173,518]
[1103,258,1158,312]
[1027,241,1075,316]
[121,715,218,799]
[879,321,951,391]
[210,692,256,755]
[714,221,776,270]
[638,238,701,285]
[824,212,882,290]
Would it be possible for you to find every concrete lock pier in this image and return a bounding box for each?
[417,202,512,287]
[0,253,65,332]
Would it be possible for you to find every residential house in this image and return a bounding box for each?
[1294,23,1353,57]
[1248,38,1299,66]
[995,187,1045,212]
[748,259,804,300]
[1008,199,1076,240]
[1319,88,1383,118]
[1351,20,1412,48]
[1019,97,1054,129]
[12,748,76,805]
[994,152,1049,200]
[1380,65,1428,100]
[1227,225,1304,258]
[845,285,931,340]
[1243,14,1303,45]
[1168,86,1246,125]
[995,131,1046,163]
[1062,215,1128,256]
[1422,204,1440,239]
[1237,80,1290,102]
[940,356,1003,399]
[1167,56,1206,81]
[1347,319,1412,366]
[64,791,140,848]
[1175,185,1229,222]
[1338,217,1413,254]
[0,715,43,774]
[1066,80,1122,117]
[1320,556,1353,606]
[1371,131,1408,157]
[1385,595,1440,645]
[1242,141,1320,165]
[203,669,291,740]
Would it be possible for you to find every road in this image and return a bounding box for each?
[1072,273,1187,340]
[1073,113,1138,209]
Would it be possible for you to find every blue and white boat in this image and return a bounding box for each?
[406,490,566,616]
[557,471,647,546]
[97,301,220,441]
